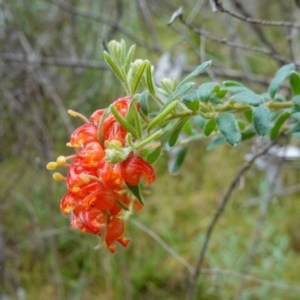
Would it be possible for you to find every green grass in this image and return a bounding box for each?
[2,141,300,299]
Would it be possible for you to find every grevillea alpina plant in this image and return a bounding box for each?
[47,40,300,252]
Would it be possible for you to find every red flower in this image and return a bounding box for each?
[70,123,98,149]
[123,155,155,186]
[47,96,156,253]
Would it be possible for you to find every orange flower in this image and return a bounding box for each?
[47,96,156,252]
[123,155,155,186]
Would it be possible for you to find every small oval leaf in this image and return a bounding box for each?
[253,105,271,136]
[270,111,291,140]
[207,135,225,151]
[215,88,227,98]
[287,122,300,134]
[223,80,244,87]
[241,131,256,141]
[217,113,241,146]
[168,120,187,147]
[139,90,149,116]
[292,95,300,106]
[290,71,300,95]
[204,119,216,136]
[168,82,194,103]
[269,63,295,98]
[182,90,200,111]
[180,61,212,86]
[244,110,253,123]
[197,82,219,102]
[145,145,162,164]
[169,146,189,174]
[230,91,263,106]
[226,86,250,94]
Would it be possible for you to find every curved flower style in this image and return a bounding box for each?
[47,96,156,253]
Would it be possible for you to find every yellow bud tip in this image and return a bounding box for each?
[56,156,66,166]
[68,109,78,117]
[79,173,91,183]
[53,172,66,182]
[66,142,73,147]
[111,140,122,147]
[46,162,57,170]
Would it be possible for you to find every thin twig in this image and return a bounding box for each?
[231,0,280,60]
[178,16,291,65]
[49,0,161,54]
[0,53,276,86]
[0,53,109,69]
[211,0,300,30]
[186,139,279,300]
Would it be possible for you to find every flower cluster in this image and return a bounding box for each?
[47,97,155,253]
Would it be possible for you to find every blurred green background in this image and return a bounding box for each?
[1,0,300,299]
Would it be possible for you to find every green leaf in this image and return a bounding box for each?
[292,95,300,106]
[230,91,263,106]
[217,113,241,146]
[241,131,256,141]
[290,71,300,95]
[145,145,162,164]
[238,121,246,131]
[147,101,178,132]
[126,94,140,123]
[193,115,206,129]
[179,61,212,86]
[215,89,227,98]
[209,97,224,104]
[103,51,125,83]
[168,120,187,146]
[146,61,156,95]
[287,122,300,134]
[125,182,144,205]
[274,93,286,102]
[207,135,225,151]
[226,86,250,94]
[291,112,300,121]
[167,82,194,103]
[124,44,136,73]
[133,108,142,139]
[270,111,291,140]
[131,61,147,94]
[183,121,193,135]
[197,82,219,102]
[182,90,199,111]
[139,90,149,116]
[223,80,244,87]
[253,105,271,136]
[291,104,300,114]
[169,146,189,174]
[244,110,253,123]
[204,119,216,136]
[110,104,138,137]
[268,63,295,98]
